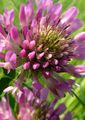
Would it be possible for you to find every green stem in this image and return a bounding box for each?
[71,90,85,107]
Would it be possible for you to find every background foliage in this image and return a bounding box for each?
[0,0,85,120]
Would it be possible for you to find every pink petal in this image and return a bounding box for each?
[60,7,78,27]
[28,51,35,60]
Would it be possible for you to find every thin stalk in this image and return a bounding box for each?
[71,90,85,107]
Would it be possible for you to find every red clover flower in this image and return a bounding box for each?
[0,0,85,119]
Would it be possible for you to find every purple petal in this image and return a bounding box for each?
[36,8,43,22]
[37,52,44,60]
[73,65,85,76]
[33,63,40,70]
[32,80,42,95]
[19,49,26,58]
[25,2,34,23]
[5,51,16,69]
[19,4,26,27]
[23,62,30,70]
[22,26,28,38]
[74,32,85,42]
[74,51,85,59]
[19,2,34,28]
[40,16,47,26]
[28,51,35,60]
[36,0,53,10]
[22,40,29,49]
[65,19,82,35]
[42,61,49,68]
[40,88,48,102]
[5,51,13,62]
[64,65,85,77]
[4,9,14,30]
[10,53,16,64]
[31,19,38,33]
[55,103,66,115]
[0,33,8,52]
[29,40,36,50]
[47,3,62,24]
[10,26,20,44]
[73,32,85,59]
[60,7,78,27]
[0,97,15,120]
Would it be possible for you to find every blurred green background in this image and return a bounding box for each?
[0,0,85,120]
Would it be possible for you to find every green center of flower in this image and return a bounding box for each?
[37,26,71,59]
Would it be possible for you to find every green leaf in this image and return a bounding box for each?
[0,70,16,98]
[3,69,16,79]
[0,77,12,96]
[9,94,19,118]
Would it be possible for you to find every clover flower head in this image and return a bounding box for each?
[1,81,71,120]
[0,0,85,97]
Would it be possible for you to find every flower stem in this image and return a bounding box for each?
[71,90,85,107]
